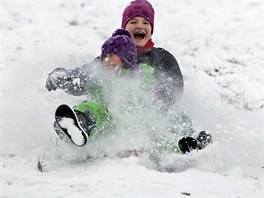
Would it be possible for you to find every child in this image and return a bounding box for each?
[121,0,184,106]
[121,0,213,144]
[46,29,211,154]
[46,29,155,145]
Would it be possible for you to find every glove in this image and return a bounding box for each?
[46,67,89,95]
[46,68,70,91]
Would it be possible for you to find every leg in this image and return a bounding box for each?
[158,131,213,154]
[54,101,112,146]
[168,112,195,136]
[72,101,112,136]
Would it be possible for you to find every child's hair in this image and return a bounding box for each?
[101,29,138,70]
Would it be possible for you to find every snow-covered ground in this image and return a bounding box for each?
[1,0,264,197]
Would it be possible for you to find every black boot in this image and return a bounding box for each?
[54,104,96,147]
[74,110,96,135]
[178,136,198,154]
[196,131,213,149]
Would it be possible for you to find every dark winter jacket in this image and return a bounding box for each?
[137,47,183,105]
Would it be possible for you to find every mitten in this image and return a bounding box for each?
[46,68,70,91]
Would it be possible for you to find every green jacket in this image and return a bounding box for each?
[86,63,155,105]
[72,63,156,136]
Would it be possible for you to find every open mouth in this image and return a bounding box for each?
[134,32,146,40]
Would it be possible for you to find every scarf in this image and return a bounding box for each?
[137,39,154,55]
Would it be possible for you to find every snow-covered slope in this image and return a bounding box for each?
[1,0,264,197]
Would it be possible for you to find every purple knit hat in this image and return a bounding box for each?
[101,29,139,70]
[122,0,155,34]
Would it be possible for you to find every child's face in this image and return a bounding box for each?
[125,17,152,48]
[103,53,124,72]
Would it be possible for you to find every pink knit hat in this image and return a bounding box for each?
[121,0,155,34]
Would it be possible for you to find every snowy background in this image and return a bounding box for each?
[1,0,264,197]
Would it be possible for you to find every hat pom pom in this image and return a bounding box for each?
[112,29,131,38]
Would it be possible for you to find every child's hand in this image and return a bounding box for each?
[46,68,69,91]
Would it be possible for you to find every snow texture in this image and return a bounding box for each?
[1,0,264,197]
[57,117,85,146]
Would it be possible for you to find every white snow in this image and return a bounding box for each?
[57,117,85,146]
[1,0,264,197]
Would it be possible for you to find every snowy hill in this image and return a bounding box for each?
[1,0,264,197]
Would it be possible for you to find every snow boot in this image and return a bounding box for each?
[54,104,96,147]
[178,131,213,153]
[178,136,198,154]
[196,131,213,149]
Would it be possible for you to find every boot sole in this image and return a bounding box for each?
[55,104,88,147]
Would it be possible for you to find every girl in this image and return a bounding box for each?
[121,0,184,106]
[121,0,212,148]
